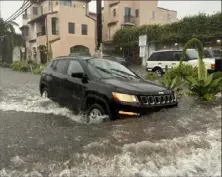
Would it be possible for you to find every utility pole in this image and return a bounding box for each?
[96,0,102,54]
[0,1,1,18]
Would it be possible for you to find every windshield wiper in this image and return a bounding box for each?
[95,66,127,79]
[110,69,138,79]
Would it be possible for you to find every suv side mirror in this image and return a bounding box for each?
[71,72,88,83]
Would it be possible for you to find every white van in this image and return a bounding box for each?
[146,49,216,76]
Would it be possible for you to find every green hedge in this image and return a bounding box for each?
[113,13,222,46]
[10,61,48,74]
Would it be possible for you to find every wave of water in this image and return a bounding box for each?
[0,128,221,177]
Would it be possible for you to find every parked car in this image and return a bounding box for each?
[39,56,178,120]
[146,49,216,76]
[102,54,130,66]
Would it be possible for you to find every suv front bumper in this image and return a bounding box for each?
[113,100,178,115]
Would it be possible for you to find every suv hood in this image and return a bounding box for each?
[100,78,170,94]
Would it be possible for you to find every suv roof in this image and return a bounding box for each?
[152,49,195,53]
[53,56,93,61]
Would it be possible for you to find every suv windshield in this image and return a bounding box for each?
[86,58,139,80]
[186,49,199,60]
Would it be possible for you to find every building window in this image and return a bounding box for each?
[135,9,139,17]
[125,7,131,16]
[167,13,171,21]
[68,22,75,34]
[52,17,57,35]
[33,7,38,15]
[41,6,43,15]
[82,24,88,35]
[152,11,155,19]
[22,27,29,36]
[60,0,72,7]
[113,8,116,17]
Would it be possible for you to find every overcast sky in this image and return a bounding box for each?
[0,0,221,33]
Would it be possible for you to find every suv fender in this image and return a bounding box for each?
[83,93,117,120]
[83,93,110,111]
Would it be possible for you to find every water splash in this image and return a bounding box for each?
[0,89,108,124]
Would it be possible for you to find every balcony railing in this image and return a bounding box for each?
[52,30,59,35]
[23,14,28,19]
[37,31,46,37]
[124,15,135,24]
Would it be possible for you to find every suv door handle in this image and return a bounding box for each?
[158,63,162,65]
[172,63,176,65]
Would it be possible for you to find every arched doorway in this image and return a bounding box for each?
[38,45,47,64]
[70,45,89,53]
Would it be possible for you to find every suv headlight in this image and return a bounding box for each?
[112,92,138,103]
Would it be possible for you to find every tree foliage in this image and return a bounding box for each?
[113,13,222,47]
[0,18,25,63]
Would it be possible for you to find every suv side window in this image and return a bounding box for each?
[55,59,70,74]
[160,51,173,61]
[173,51,182,61]
[67,60,84,76]
[51,60,58,70]
[149,53,159,61]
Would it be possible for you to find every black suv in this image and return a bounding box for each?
[39,56,178,120]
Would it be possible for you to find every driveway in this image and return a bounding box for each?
[0,68,221,177]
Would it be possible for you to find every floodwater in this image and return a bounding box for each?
[0,68,221,177]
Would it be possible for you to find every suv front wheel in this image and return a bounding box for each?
[41,87,50,98]
[87,104,106,120]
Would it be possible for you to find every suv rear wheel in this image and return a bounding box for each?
[153,67,164,76]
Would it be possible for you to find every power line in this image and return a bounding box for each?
[5,1,33,23]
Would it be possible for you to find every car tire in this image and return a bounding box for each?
[86,103,118,121]
[86,104,106,121]
[153,67,164,76]
[41,87,50,98]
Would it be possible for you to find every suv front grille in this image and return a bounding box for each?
[140,94,176,105]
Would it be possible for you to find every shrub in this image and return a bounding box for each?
[165,64,198,80]
[159,76,185,97]
[183,38,222,101]
[146,72,159,81]
[32,63,48,75]
[158,64,197,97]
[10,61,30,72]
[187,74,221,101]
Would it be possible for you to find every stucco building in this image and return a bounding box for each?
[102,1,178,41]
[20,0,96,64]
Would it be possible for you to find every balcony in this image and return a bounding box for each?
[109,1,120,7]
[36,31,46,46]
[37,31,46,37]
[123,15,135,25]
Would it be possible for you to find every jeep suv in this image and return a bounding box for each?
[39,56,178,120]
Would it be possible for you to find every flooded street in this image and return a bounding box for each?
[0,68,221,177]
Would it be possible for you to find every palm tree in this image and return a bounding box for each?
[0,18,25,63]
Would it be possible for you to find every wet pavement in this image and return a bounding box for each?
[0,67,221,177]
